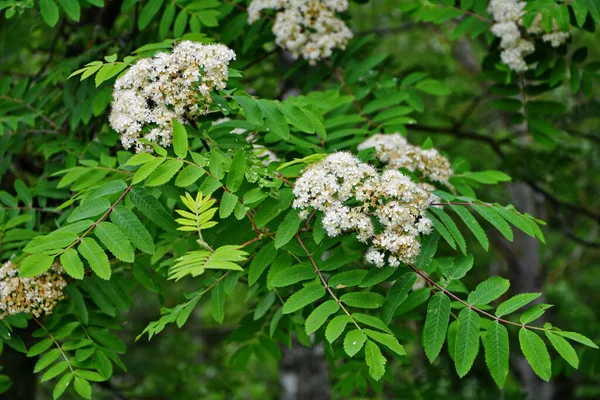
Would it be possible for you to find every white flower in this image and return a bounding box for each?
[293,151,436,267]
[109,41,236,153]
[357,133,453,185]
[247,0,353,64]
[0,261,67,319]
[488,0,570,71]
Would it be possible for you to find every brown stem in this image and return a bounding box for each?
[295,233,363,332]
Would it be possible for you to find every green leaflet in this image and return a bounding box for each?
[429,208,466,254]
[472,205,514,242]
[172,120,188,158]
[211,279,225,324]
[274,209,302,249]
[19,253,55,277]
[428,212,457,250]
[519,328,552,381]
[253,188,294,227]
[94,222,134,263]
[282,284,326,314]
[219,191,238,219]
[34,348,61,373]
[352,313,392,334]
[326,315,352,343]
[305,300,339,335]
[467,276,510,306]
[278,103,315,133]
[382,272,417,324]
[444,254,474,280]
[129,187,177,232]
[545,331,579,369]
[450,205,489,251]
[483,321,509,388]
[86,180,127,200]
[74,377,92,399]
[232,95,263,126]
[60,248,85,279]
[340,292,384,309]
[520,303,553,324]
[253,291,276,321]
[343,329,367,357]
[414,232,439,269]
[248,242,278,286]
[146,159,184,187]
[495,293,541,317]
[78,237,111,280]
[40,0,59,26]
[423,292,451,363]
[53,373,73,399]
[257,99,290,140]
[329,269,369,288]
[23,231,78,254]
[175,165,205,187]
[454,308,480,377]
[27,338,53,357]
[553,331,598,349]
[226,149,246,193]
[110,205,155,254]
[67,198,111,223]
[365,340,386,381]
[271,264,315,287]
[132,157,165,184]
[364,329,406,356]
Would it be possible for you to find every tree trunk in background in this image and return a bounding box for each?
[279,337,330,400]
[1,332,36,400]
[508,182,555,400]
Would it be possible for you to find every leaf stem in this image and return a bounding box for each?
[295,233,363,333]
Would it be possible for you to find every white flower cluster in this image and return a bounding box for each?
[357,133,453,185]
[247,0,353,65]
[488,0,570,72]
[109,41,236,153]
[293,152,435,267]
[0,261,67,319]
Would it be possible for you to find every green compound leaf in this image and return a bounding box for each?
[519,328,552,381]
[365,340,386,380]
[94,222,135,263]
[454,308,480,377]
[423,292,451,363]
[78,237,111,280]
[343,329,367,357]
[282,284,326,314]
[305,300,340,335]
[483,321,509,388]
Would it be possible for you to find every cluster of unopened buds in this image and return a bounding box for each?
[0,261,68,319]
[488,0,570,71]
[247,0,353,64]
[357,133,453,186]
[109,41,236,153]
[293,152,438,267]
